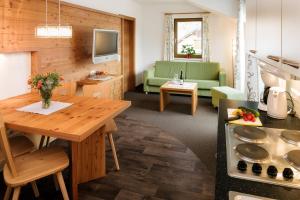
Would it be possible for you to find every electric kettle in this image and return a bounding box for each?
[267,87,288,119]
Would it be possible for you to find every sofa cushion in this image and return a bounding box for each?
[148,77,171,86]
[186,62,220,80]
[185,79,219,89]
[211,86,245,108]
[154,61,186,78]
[211,86,245,99]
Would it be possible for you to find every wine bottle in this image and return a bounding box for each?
[179,70,184,85]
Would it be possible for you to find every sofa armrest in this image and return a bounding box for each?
[144,67,155,82]
[219,70,227,86]
[143,67,155,92]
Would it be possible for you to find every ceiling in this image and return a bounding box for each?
[134,0,186,4]
[133,0,238,18]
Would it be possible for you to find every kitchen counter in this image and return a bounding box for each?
[215,99,300,200]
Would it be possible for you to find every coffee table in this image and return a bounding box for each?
[160,81,198,115]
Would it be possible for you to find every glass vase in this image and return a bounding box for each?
[42,97,51,109]
[40,90,52,109]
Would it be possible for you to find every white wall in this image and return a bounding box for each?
[141,2,237,86]
[209,14,237,86]
[141,3,202,71]
[63,0,144,85]
[0,53,31,100]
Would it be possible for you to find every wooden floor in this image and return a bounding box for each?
[0,115,214,200]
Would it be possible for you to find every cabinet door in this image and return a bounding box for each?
[82,83,112,99]
[282,0,300,64]
[245,0,257,52]
[256,0,281,57]
[82,79,123,100]
[113,78,122,100]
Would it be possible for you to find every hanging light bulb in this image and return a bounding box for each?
[35,0,72,38]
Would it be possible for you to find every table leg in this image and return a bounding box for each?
[160,90,169,112]
[71,142,79,200]
[160,90,164,112]
[191,90,198,115]
[70,127,106,200]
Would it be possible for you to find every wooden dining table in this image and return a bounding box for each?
[0,93,131,200]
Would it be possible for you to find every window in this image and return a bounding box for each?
[174,18,203,59]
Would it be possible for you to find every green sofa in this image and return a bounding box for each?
[143,61,226,97]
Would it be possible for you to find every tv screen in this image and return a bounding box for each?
[94,30,118,56]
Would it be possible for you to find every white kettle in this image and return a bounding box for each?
[267,87,288,119]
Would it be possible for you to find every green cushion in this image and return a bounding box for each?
[186,62,220,80]
[154,61,186,78]
[198,90,212,97]
[185,79,219,89]
[148,77,171,86]
[211,86,244,99]
[211,86,245,108]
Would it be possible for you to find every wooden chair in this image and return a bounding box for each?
[0,132,41,198]
[0,134,35,169]
[104,119,120,171]
[0,115,70,200]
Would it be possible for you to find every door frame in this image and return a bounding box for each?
[120,15,136,93]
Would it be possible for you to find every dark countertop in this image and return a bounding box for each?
[215,99,300,200]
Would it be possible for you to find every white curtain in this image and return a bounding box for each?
[202,15,210,62]
[234,0,246,91]
[245,54,260,101]
[163,14,210,61]
[163,15,175,61]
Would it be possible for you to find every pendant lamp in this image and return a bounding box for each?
[36,0,72,38]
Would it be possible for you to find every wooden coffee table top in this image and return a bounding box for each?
[160,81,197,92]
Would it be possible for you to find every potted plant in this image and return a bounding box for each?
[181,45,196,59]
[28,72,63,109]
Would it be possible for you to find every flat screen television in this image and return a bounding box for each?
[92,29,120,64]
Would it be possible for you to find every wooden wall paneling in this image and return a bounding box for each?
[121,19,125,96]
[31,51,40,76]
[122,19,128,92]
[0,4,4,50]
[0,0,123,84]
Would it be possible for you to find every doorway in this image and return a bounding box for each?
[121,17,135,92]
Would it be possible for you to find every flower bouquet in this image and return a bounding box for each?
[28,72,63,109]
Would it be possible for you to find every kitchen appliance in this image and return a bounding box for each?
[229,191,275,200]
[258,69,281,111]
[226,124,300,189]
[267,87,288,119]
[290,85,300,119]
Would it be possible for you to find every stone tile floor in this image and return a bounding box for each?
[0,115,214,200]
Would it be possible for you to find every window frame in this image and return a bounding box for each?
[174,18,203,59]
